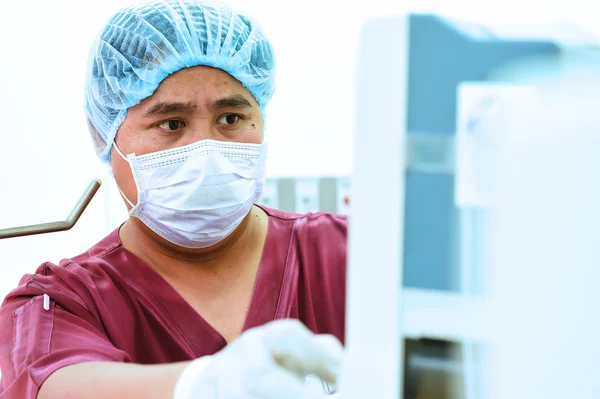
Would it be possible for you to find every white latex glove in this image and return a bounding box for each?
[173,319,344,399]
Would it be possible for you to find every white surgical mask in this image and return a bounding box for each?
[113,139,267,248]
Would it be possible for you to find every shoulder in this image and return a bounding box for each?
[260,205,348,263]
[260,205,348,237]
[2,229,126,317]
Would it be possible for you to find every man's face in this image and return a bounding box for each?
[110,66,264,208]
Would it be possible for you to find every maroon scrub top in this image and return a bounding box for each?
[0,207,347,399]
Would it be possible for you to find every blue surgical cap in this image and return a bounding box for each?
[84,0,276,163]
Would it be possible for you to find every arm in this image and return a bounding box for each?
[38,361,190,399]
[38,320,343,399]
[1,275,342,399]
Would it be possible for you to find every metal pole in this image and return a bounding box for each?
[0,179,102,240]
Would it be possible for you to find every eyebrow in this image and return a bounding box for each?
[210,94,253,110]
[144,94,254,118]
[144,101,197,117]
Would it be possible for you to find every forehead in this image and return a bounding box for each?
[149,66,255,104]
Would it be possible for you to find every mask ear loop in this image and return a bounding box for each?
[112,142,136,209]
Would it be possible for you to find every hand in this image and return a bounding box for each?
[174,319,344,399]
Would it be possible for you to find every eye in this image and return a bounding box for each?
[216,114,242,126]
[157,119,186,132]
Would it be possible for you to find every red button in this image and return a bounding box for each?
[343,196,350,206]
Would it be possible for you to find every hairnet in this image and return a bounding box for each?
[84,0,276,163]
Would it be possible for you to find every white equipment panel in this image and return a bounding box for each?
[295,178,320,214]
[257,179,279,209]
[336,177,352,216]
[340,16,408,399]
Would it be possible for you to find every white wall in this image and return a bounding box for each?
[0,0,112,299]
[1,0,599,301]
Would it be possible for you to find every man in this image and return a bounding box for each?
[0,1,347,398]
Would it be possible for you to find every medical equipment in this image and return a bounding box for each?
[304,374,336,395]
[255,177,352,216]
[342,12,600,399]
[0,179,101,240]
[477,64,600,399]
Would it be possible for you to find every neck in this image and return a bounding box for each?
[119,206,263,280]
